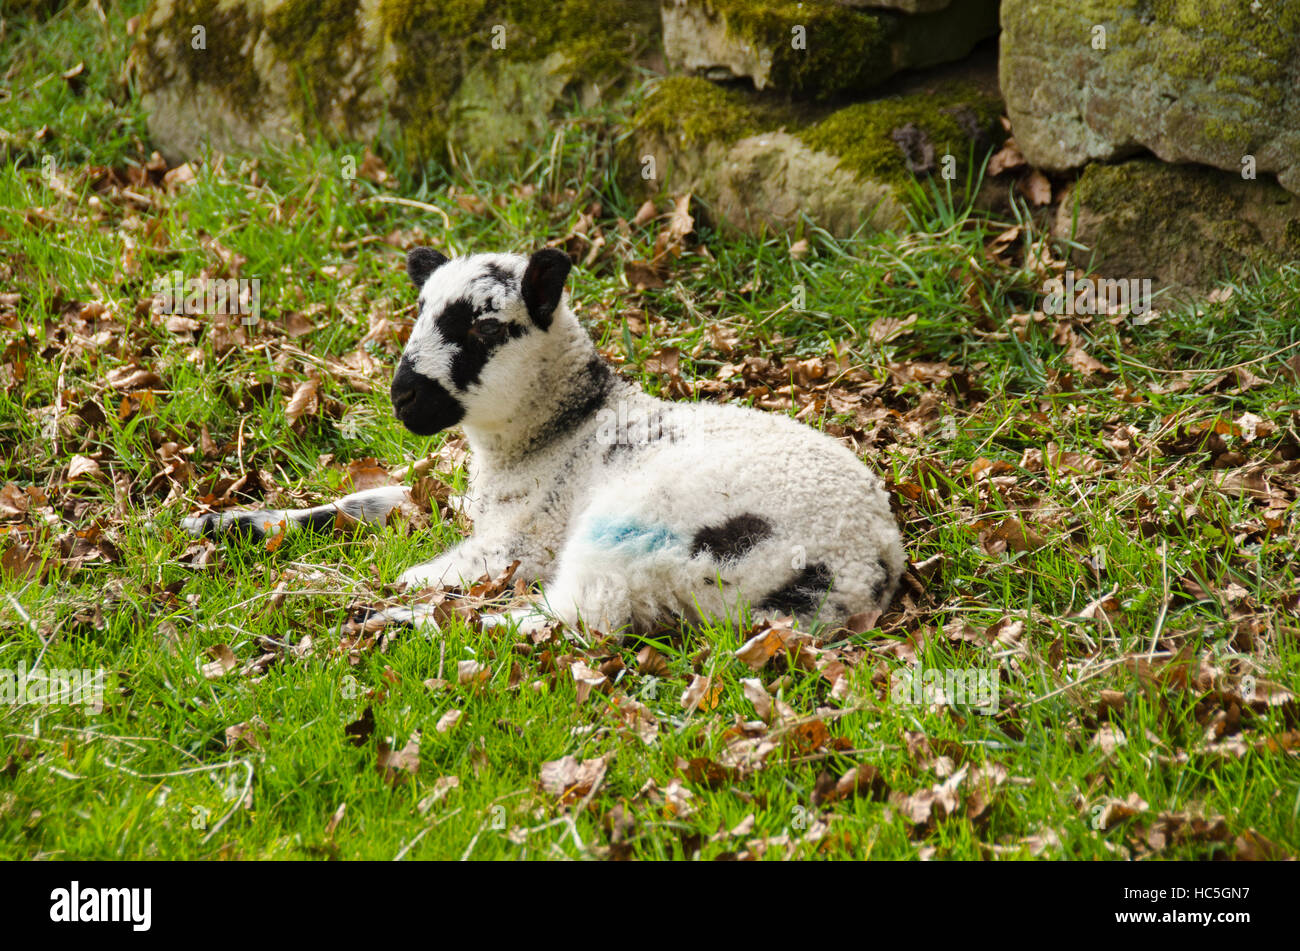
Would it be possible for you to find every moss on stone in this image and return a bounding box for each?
[697,0,998,98]
[264,0,367,132]
[1003,0,1295,111]
[631,76,768,149]
[1070,158,1300,280]
[1285,219,1300,254]
[138,0,658,162]
[146,0,266,109]
[1073,160,1216,219]
[374,0,658,159]
[1199,115,1255,151]
[707,0,893,97]
[797,83,1004,188]
[1148,0,1299,93]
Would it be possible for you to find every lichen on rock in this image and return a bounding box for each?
[624,75,1001,237]
[1001,0,1300,195]
[797,82,1004,189]
[629,75,774,149]
[134,0,659,163]
[661,0,1000,98]
[1055,158,1300,293]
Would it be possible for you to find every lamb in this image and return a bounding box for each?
[184,247,906,636]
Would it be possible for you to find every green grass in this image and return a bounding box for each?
[0,2,1297,860]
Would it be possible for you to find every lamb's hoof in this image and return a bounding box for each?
[480,609,553,635]
[182,511,269,541]
[346,604,441,635]
[182,513,226,538]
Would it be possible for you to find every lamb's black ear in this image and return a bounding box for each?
[407,247,449,288]
[521,248,571,331]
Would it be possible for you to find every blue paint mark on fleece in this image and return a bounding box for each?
[586,517,680,553]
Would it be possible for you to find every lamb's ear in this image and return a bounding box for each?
[407,247,449,288]
[521,248,571,331]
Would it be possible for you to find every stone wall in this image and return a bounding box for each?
[130,0,1300,288]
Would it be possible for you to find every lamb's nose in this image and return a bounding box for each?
[391,384,415,414]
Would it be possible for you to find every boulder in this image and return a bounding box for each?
[132,0,658,164]
[1001,0,1300,195]
[625,75,1003,236]
[661,0,1000,97]
[1054,159,1300,294]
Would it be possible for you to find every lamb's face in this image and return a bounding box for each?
[390,247,571,435]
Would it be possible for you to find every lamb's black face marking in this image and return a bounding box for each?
[691,513,772,562]
[759,562,834,616]
[483,261,517,287]
[390,355,465,436]
[392,253,544,434]
[431,297,527,391]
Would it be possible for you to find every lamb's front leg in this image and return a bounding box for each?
[183,486,417,540]
[398,532,544,589]
[356,533,547,636]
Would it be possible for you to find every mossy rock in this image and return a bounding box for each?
[1054,158,1300,294]
[661,0,1000,98]
[624,75,1002,237]
[1001,0,1300,195]
[133,0,658,164]
[797,82,1003,189]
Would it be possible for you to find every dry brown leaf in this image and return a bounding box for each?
[67,455,101,480]
[1092,792,1148,831]
[345,457,396,492]
[741,678,772,723]
[435,709,462,734]
[539,753,609,802]
[1065,346,1108,378]
[417,776,460,814]
[631,199,657,228]
[1019,169,1052,206]
[635,645,669,676]
[225,719,267,751]
[284,378,319,426]
[988,139,1026,176]
[457,660,489,687]
[376,733,421,785]
[982,519,1047,555]
[344,706,376,746]
[570,660,609,703]
[200,644,237,680]
[680,674,722,712]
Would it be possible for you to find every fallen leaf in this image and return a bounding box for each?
[344,706,376,746]
[225,719,267,751]
[417,776,460,814]
[67,455,102,480]
[376,732,421,785]
[199,644,237,680]
[284,378,319,426]
[680,674,722,712]
[1019,169,1052,206]
[539,753,609,802]
[457,659,489,686]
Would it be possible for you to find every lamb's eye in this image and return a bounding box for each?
[473,318,506,340]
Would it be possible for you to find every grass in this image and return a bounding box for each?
[0,2,1297,860]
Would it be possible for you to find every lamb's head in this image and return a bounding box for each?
[390,247,572,436]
